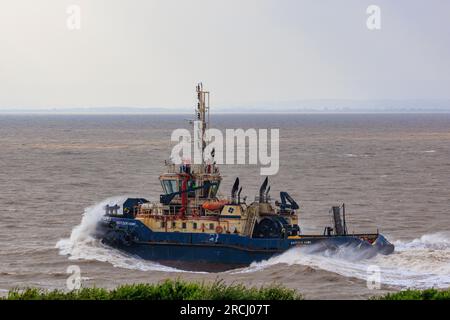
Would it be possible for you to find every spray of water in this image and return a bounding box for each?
[55,196,184,273]
[236,231,450,289]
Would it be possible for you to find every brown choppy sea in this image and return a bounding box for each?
[0,113,449,299]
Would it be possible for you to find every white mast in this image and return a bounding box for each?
[195,83,210,167]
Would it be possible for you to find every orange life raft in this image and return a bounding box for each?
[202,200,228,211]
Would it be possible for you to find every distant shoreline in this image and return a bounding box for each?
[1,111,450,115]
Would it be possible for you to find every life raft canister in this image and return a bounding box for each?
[215,225,223,234]
[202,200,228,211]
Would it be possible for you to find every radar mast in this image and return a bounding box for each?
[195,83,210,166]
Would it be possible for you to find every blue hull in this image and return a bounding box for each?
[97,216,394,271]
[111,242,280,271]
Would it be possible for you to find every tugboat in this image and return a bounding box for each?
[96,83,394,271]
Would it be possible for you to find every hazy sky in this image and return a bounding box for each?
[1,0,449,109]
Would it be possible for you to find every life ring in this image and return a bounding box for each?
[215,225,223,234]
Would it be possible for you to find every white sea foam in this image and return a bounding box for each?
[55,196,185,273]
[235,232,450,289]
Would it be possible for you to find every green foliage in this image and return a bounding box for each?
[376,288,450,300]
[4,279,302,300]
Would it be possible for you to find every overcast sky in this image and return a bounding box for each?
[1,0,449,109]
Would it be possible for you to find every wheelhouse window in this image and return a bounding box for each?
[160,181,167,194]
[209,182,220,198]
[161,180,177,194]
[188,180,197,197]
